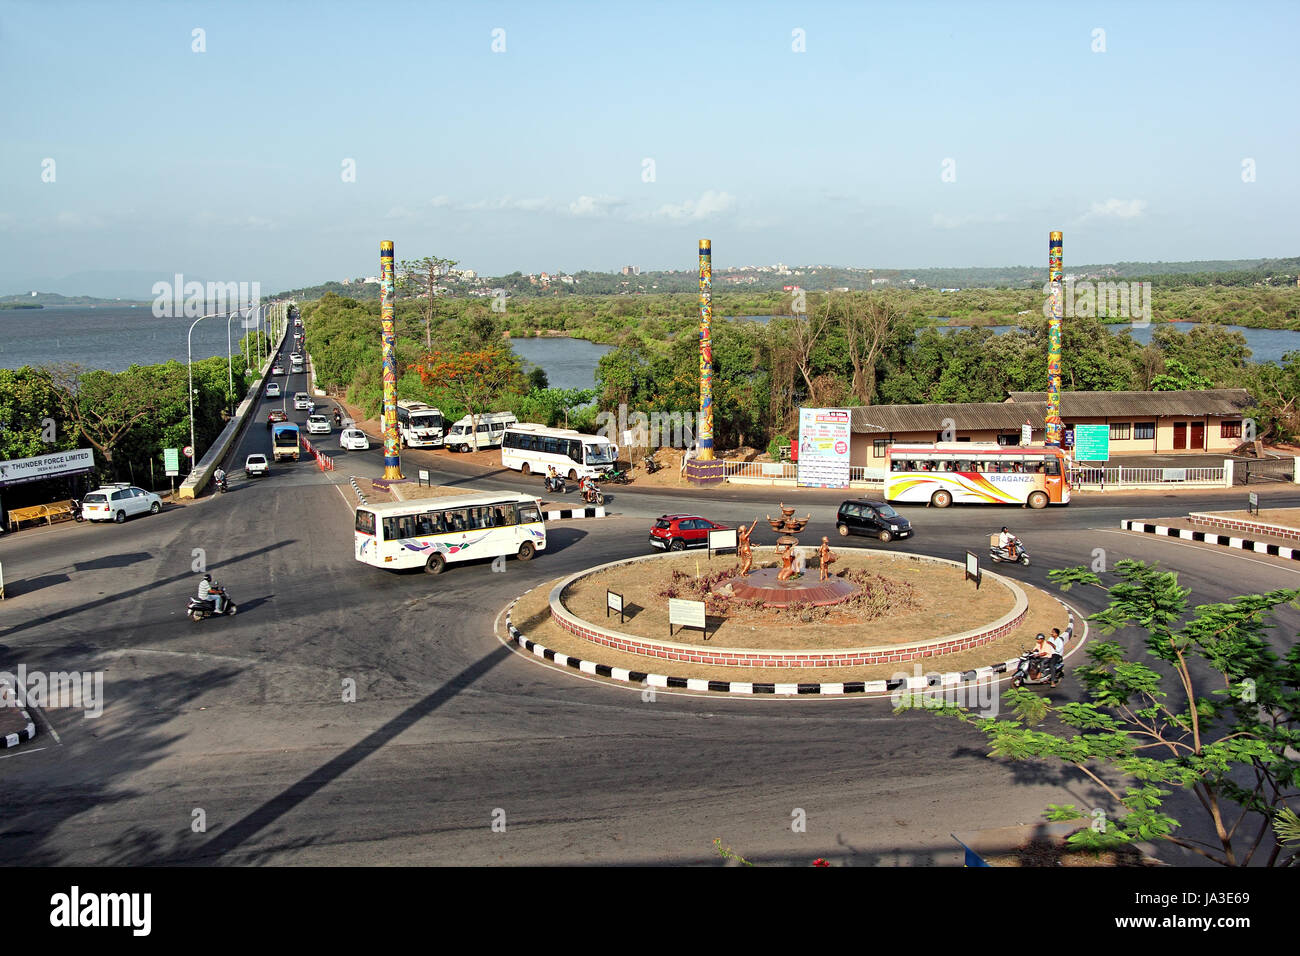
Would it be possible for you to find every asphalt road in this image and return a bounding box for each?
[3,370,1298,865]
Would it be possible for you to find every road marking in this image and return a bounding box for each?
[10,683,63,746]
[1098,528,1300,575]
[334,481,357,515]
[0,746,48,760]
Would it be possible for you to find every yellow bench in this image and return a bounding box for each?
[8,500,76,530]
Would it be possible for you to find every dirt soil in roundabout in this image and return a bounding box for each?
[508,551,1075,685]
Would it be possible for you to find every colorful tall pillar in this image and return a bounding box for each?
[380,240,404,479]
[697,238,714,461]
[1045,231,1063,446]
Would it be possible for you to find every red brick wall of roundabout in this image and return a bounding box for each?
[548,549,1028,669]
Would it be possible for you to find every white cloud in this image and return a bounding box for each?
[429,195,451,208]
[1080,198,1147,221]
[651,190,736,221]
[568,194,624,217]
[464,196,553,212]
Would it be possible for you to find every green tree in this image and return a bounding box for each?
[907,560,1300,866]
[0,367,74,459]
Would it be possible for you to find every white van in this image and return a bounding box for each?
[445,412,518,453]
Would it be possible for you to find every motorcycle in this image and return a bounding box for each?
[333,409,342,427]
[601,466,632,484]
[544,474,566,495]
[644,455,661,474]
[70,497,86,522]
[187,585,237,622]
[581,484,605,506]
[989,536,1029,566]
[1010,649,1063,688]
[215,473,229,494]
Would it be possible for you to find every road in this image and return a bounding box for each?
[3,359,1298,865]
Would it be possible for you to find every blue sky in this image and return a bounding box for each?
[1,0,1297,294]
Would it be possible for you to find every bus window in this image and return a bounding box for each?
[356,510,376,535]
[495,506,516,526]
[518,503,542,524]
[1043,458,1060,475]
[955,460,971,472]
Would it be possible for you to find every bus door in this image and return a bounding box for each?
[1041,456,1064,502]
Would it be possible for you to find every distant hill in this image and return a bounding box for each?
[273,255,1300,300]
[0,292,148,306]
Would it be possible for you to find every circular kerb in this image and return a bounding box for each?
[548,548,1028,669]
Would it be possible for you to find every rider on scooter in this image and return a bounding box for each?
[998,527,1020,561]
[198,573,225,614]
[580,474,599,503]
[214,467,227,490]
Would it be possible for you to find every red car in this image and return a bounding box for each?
[649,514,728,552]
[266,409,288,429]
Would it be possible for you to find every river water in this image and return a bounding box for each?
[509,336,612,391]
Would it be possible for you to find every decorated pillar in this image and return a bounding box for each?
[1045,231,1063,446]
[697,238,714,460]
[380,240,403,479]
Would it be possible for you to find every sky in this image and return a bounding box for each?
[1,0,1297,295]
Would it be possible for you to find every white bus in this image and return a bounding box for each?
[884,443,1072,509]
[501,423,618,480]
[354,493,546,574]
[396,400,445,448]
[445,411,518,453]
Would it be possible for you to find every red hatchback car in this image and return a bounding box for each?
[649,514,729,552]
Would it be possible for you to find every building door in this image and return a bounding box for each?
[1173,422,1187,450]
[1190,422,1205,450]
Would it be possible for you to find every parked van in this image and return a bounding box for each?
[445,412,518,453]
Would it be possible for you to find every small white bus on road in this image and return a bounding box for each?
[354,493,546,574]
[501,424,618,480]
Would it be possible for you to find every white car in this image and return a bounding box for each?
[272,365,285,376]
[245,453,269,477]
[290,352,303,364]
[339,427,369,450]
[81,484,162,523]
[266,382,281,397]
[306,415,331,434]
[294,392,311,410]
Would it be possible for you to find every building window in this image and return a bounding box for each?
[1134,422,1155,440]
[873,439,888,458]
[1109,422,1131,441]
[1221,420,1243,439]
[997,433,1019,446]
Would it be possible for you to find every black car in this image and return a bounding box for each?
[836,499,912,543]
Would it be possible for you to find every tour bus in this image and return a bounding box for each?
[501,423,618,480]
[272,422,301,462]
[883,443,1071,509]
[354,493,546,574]
[396,400,445,448]
[445,411,518,453]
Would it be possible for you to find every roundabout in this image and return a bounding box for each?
[500,547,1084,695]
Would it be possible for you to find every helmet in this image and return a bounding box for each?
[1035,633,1046,642]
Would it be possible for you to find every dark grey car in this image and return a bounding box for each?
[836,499,913,543]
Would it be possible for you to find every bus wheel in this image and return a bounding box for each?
[931,490,952,508]
[1028,491,1048,510]
[568,469,578,481]
[518,541,536,561]
[520,463,531,476]
[424,553,446,575]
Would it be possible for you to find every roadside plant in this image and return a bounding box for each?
[905,559,1300,866]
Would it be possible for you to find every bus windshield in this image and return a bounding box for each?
[584,443,616,466]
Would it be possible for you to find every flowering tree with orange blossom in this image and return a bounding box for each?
[412,347,524,441]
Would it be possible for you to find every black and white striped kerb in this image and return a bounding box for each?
[350,477,368,505]
[504,602,1078,697]
[0,681,37,749]
[1121,520,1300,562]
[544,506,606,521]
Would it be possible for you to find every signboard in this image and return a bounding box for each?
[1162,468,1186,482]
[796,408,852,489]
[606,590,624,624]
[183,445,195,459]
[418,469,430,487]
[707,527,738,559]
[1248,491,1259,516]
[965,551,980,589]
[761,463,785,477]
[1073,424,1110,462]
[668,598,708,639]
[164,448,180,477]
[0,448,95,488]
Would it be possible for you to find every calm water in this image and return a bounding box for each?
[510,336,612,391]
[0,306,264,372]
[934,322,1299,363]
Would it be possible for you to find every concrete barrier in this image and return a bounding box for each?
[178,324,289,499]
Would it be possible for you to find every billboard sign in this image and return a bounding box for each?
[0,448,95,488]
[796,408,852,488]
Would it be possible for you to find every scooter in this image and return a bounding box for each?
[70,497,86,522]
[187,586,237,622]
[544,474,566,495]
[644,455,661,474]
[581,484,605,506]
[1010,649,1063,688]
[989,537,1029,566]
[333,409,342,428]
[215,473,229,494]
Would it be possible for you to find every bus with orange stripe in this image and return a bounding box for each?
[883,443,1071,509]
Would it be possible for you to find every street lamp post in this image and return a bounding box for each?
[188,311,225,473]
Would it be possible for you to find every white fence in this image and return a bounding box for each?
[1071,466,1225,487]
[720,460,884,484]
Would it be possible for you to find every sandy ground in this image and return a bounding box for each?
[562,551,1014,649]
[509,570,1071,685]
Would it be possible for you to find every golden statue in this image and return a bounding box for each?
[819,536,838,581]
[737,518,759,576]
